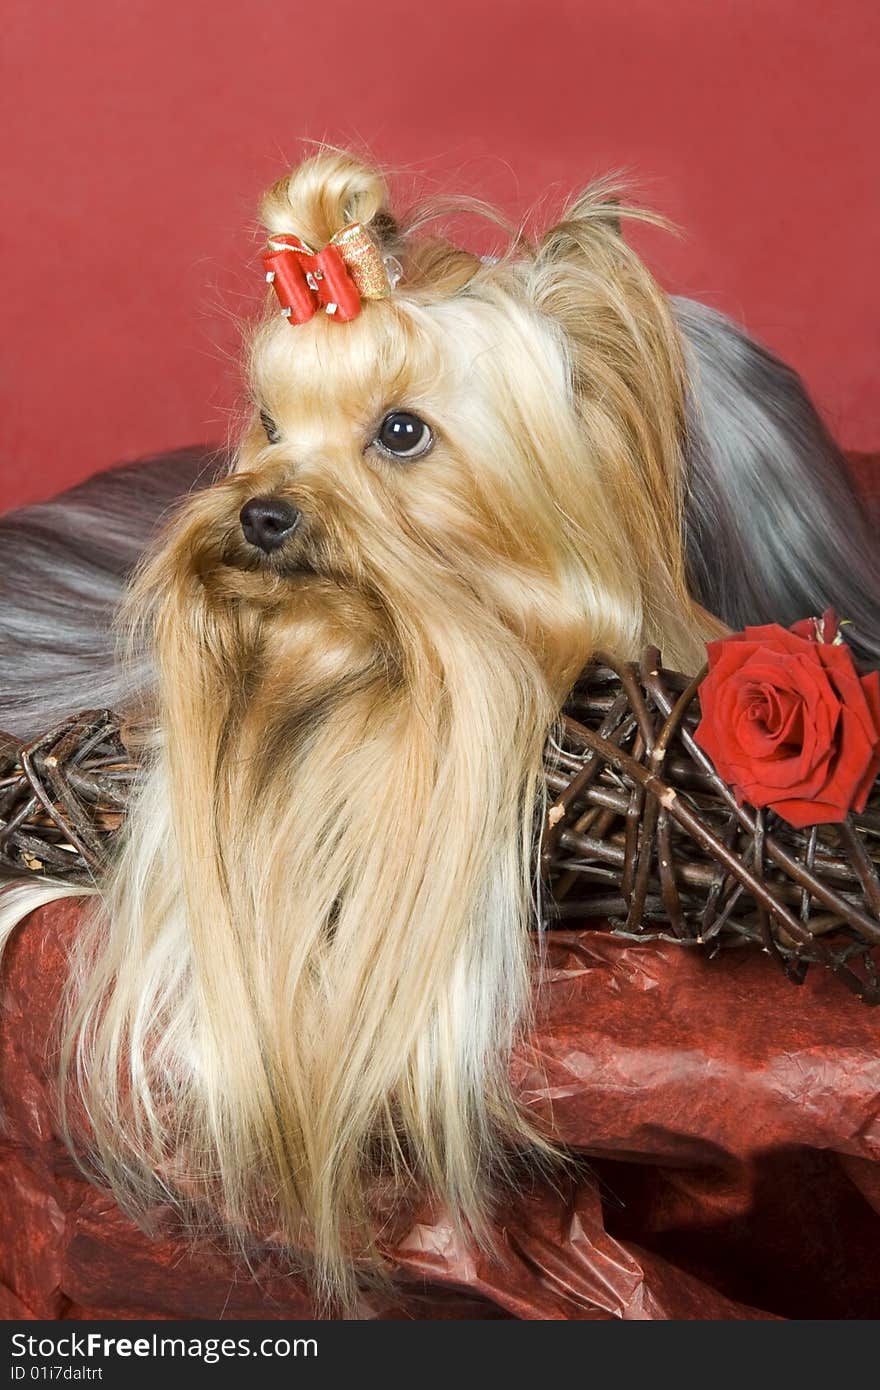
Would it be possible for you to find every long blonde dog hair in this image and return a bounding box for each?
[31,151,714,1305]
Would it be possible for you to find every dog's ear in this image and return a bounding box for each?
[528,183,700,654]
[541,185,624,253]
[529,181,686,440]
[534,179,670,278]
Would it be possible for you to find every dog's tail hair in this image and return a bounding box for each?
[0,448,221,738]
[676,298,880,666]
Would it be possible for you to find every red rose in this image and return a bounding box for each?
[694,621,880,829]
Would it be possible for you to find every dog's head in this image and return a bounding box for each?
[136,151,706,715]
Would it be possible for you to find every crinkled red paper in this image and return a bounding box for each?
[3,898,880,1320]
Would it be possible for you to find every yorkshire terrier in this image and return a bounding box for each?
[1,150,878,1303]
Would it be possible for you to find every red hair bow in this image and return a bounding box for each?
[262,223,394,325]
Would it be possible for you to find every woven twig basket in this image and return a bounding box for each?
[3,650,880,1002]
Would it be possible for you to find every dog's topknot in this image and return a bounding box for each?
[259,148,396,253]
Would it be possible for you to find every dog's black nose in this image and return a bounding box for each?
[239,496,301,553]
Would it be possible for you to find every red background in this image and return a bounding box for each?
[2,0,877,513]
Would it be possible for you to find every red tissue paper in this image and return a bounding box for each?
[3,897,880,1320]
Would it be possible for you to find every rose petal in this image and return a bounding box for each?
[737,748,834,809]
[766,793,848,828]
[733,683,802,758]
[859,670,880,730]
[724,654,837,789]
[813,708,876,816]
[788,609,840,645]
[852,671,880,809]
[740,624,821,656]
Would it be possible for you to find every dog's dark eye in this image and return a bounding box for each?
[375,411,433,460]
[260,409,281,444]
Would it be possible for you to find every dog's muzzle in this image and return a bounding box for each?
[239,496,302,554]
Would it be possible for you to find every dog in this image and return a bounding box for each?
[2,149,878,1304]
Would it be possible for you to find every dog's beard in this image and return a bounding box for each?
[64,517,563,1304]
